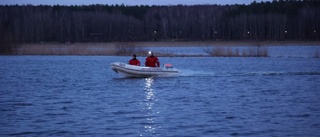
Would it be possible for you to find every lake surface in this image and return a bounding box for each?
[1,53,320,136]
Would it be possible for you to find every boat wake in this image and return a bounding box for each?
[179,69,320,77]
[178,69,217,77]
[233,71,320,76]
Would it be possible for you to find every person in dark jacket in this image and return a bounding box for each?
[129,54,140,66]
[145,51,160,67]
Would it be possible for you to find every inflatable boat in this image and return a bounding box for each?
[110,62,180,77]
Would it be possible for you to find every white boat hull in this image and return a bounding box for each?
[110,62,180,77]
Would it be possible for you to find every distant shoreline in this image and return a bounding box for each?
[123,40,320,47]
[14,40,320,56]
[19,40,320,47]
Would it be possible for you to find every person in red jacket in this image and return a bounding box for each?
[145,51,160,67]
[129,54,140,66]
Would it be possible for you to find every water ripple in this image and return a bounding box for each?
[0,56,319,136]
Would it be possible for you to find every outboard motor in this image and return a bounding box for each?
[164,64,173,70]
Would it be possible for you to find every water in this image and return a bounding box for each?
[1,53,320,136]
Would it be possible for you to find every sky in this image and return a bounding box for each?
[0,0,271,6]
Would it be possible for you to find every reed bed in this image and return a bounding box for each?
[16,43,113,55]
[15,43,144,56]
[16,42,270,57]
[204,46,269,57]
[114,42,147,56]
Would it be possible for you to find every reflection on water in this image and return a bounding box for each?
[141,77,160,136]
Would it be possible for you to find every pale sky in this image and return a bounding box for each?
[1,0,271,6]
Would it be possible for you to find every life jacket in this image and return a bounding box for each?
[129,58,140,66]
[145,56,160,67]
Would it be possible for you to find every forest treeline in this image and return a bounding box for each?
[0,0,320,54]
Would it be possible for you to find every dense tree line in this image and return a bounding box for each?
[0,0,319,53]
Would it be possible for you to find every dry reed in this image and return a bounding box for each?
[16,42,270,57]
[204,46,268,57]
[15,42,144,55]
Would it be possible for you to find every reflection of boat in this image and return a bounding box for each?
[110,62,180,77]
